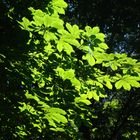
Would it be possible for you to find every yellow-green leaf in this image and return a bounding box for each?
[123,82,131,91]
[92,26,100,34]
[57,40,63,52]
[98,43,108,50]
[92,91,99,101]
[83,53,95,66]
[115,80,123,89]
[106,81,112,89]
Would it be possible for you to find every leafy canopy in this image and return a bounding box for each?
[16,0,140,138]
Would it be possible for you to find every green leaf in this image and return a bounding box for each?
[50,127,65,132]
[104,99,119,109]
[44,43,54,55]
[38,79,45,88]
[55,67,65,79]
[73,25,79,32]
[43,15,51,27]
[115,79,131,91]
[80,99,91,105]
[34,9,44,16]
[44,32,57,41]
[85,26,99,36]
[92,91,99,101]
[52,0,68,8]
[96,33,105,42]
[25,91,40,101]
[49,108,66,115]
[57,40,63,52]
[98,43,108,49]
[123,82,131,91]
[106,81,112,89]
[71,78,81,90]
[94,81,103,88]
[80,94,88,99]
[63,42,74,55]
[53,6,65,14]
[19,17,30,29]
[33,16,44,26]
[83,53,95,66]
[99,93,107,98]
[48,120,57,127]
[72,78,81,86]
[115,75,140,90]
[85,26,91,33]
[58,29,70,36]
[75,97,91,105]
[86,90,100,101]
[51,113,67,123]
[111,63,118,71]
[129,80,140,87]
[115,80,123,89]
[32,123,41,132]
[87,91,93,99]
[66,23,73,33]
[64,69,75,79]
[51,18,64,29]
[64,38,80,47]
[92,26,100,34]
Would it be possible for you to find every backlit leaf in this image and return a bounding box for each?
[106,81,112,89]
[64,43,74,55]
[92,26,100,34]
[129,80,140,87]
[115,80,123,89]
[66,23,73,33]
[98,43,108,49]
[65,69,75,79]
[57,40,63,52]
[52,0,68,8]
[87,91,93,99]
[123,82,131,91]
[96,33,105,42]
[83,53,95,66]
[49,108,66,115]
[92,90,99,101]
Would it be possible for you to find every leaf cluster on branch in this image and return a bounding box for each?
[2,0,139,139]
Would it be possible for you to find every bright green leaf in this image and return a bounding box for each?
[80,94,87,99]
[106,81,112,89]
[51,113,67,123]
[66,23,73,33]
[49,108,66,115]
[83,53,95,66]
[92,91,99,101]
[65,69,75,79]
[115,80,123,89]
[129,80,140,87]
[76,99,91,105]
[87,91,93,99]
[64,38,80,47]
[92,26,100,34]
[57,40,63,52]
[98,43,108,49]
[123,82,131,91]
[52,0,68,8]
[96,33,105,42]
[19,17,30,29]
[63,43,74,55]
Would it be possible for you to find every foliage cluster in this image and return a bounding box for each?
[0,0,140,139]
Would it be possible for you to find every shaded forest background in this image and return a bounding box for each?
[0,0,140,139]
